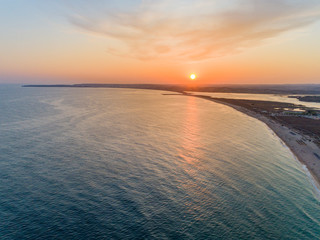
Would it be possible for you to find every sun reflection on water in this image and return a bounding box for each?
[178,97,202,166]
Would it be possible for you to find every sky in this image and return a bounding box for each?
[1,0,320,85]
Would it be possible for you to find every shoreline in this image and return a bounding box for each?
[21,85,320,195]
[193,96,320,194]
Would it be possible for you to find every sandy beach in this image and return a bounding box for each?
[198,96,320,192]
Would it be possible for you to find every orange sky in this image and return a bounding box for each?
[1,0,320,84]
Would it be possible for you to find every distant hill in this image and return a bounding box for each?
[23,84,320,94]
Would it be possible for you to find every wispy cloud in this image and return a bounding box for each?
[68,0,320,61]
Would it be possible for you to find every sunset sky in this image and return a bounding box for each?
[1,0,320,84]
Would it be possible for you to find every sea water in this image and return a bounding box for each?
[0,85,320,239]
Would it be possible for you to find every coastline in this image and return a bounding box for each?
[194,96,320,194]
[21,84,320,195]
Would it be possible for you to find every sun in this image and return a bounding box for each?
[190,74,197,80]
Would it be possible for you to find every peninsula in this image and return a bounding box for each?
[191,94,320,189]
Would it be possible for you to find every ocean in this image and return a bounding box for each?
[1,85,320,239]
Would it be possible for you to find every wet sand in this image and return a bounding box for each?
[196,96,320,190]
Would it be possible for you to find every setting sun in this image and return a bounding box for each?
[190,74,197,80]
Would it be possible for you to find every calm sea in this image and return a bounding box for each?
[1,85,320,239]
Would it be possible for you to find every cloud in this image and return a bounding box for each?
[68,0,320,61]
